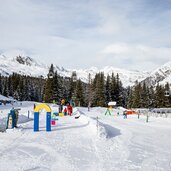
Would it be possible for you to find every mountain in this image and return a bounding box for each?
[0,54,149,87]
[0,54,68,78]
[72,67,149,87]
[0,53,170,87]
[0,54,47,77]
[142,61,171,87]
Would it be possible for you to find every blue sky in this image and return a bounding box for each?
[0,0,171,71]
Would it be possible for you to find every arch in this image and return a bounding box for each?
[34,103,52,132]
[34,103,52,113]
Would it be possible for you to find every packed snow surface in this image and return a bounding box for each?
[0,102,171,171]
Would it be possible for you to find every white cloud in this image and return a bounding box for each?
[102,43,171,61]
[100,43,171,71]
[0,0,171,71]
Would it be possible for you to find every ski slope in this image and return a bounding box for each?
[0,103,171,171]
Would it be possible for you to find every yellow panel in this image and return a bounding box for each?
[34,103,52,112]
[59,113,64,117]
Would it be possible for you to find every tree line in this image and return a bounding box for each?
[0,64,171,108]
[127,81,171,108]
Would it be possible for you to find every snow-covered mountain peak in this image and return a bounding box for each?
[0,51,171,87]
[0,53,48,77]
[13,56,38,66]
[143,60,171,86]
[87,66,99,73]
[0,54,149,87]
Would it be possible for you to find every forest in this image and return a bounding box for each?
[0,64,171,108]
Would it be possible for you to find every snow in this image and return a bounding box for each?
[145,60,171,86]
[0,94,15,101]
[0,54,48,77]
[0,103,171,170]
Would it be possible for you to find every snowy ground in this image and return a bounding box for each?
[0,103,171,171]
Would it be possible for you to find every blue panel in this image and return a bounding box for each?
[10,110,15,128]
[46,112,51,132]
[34,112,39,132]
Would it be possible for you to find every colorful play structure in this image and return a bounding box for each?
[34,103,52,132]
[126,109,138,115]
[105,101,116,115]
[33,103,68,132]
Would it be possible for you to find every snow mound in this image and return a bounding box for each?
[76,108,119,139]
[18,115,33,124]
[0,114,33,133]
[0,118,7,132]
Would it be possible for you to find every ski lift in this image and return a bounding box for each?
[165,91,170,97]
[72,71,77,82]
[48,71,54,79]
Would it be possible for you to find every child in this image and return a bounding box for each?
[67,104,72,116]
[64,108,67,116]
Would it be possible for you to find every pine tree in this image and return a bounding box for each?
[52,71,59,102]
[69,72,77,104]
[92,73,105,106]
[111,73,116,102]
[147,85,155,108]
[75,79,84,106]
[18,76,24,100]
[127,86,133,108]
[105,75,111,105]
[3,78,9,97]
[0,74,2,94]
[140,82,148,108]
[118,81,125,107]
[164,82,171,107]
[8,75,13,97]
[155,84,165,107]
[110,73,124,106]
[115,73,120,103]
[132,82,142,108]
[44,64,55,103]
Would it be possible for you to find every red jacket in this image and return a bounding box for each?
[64,108,67,113]
[67,105,72,113]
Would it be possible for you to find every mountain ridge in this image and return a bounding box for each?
[0,53,170,87]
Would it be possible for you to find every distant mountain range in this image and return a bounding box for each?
[0,53,171,87]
